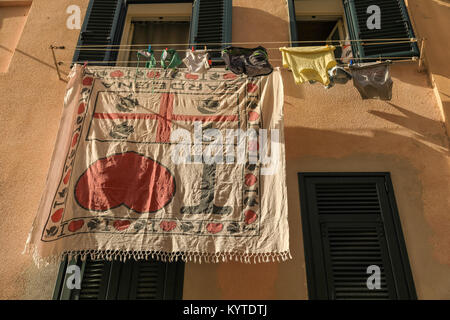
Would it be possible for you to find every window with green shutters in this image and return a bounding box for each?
[298,173,417,300]
[287,0,419,59]
[73,0,233,65]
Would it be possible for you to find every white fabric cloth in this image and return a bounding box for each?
[183,50,210,73]
[24,65,291,266]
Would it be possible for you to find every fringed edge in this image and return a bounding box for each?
[24,244,292,268]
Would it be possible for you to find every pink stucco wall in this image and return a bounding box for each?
[0,0,448,299]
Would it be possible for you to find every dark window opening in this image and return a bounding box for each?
[127,20,191,67]
[296,19,343,59]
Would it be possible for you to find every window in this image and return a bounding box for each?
[53,258,184,300]
[0,1,31,73]
[288,0,347,60]
[298,173,416,300]
[288,0,419,60]
[73,0,232,66]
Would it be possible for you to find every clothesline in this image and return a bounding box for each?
[64,38,419,49]
[60,57,417,65]
[70,40,417,52]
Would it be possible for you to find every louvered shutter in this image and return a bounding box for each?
[298,173,417,300]
[287,0,299,47]
[54,258,184,300]
[72,0,126,65]
[190,0,232,62]
[343,0,419,59]
[53,258,112,300]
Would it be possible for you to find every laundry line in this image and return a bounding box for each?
[62,38,419,49]
[71,40,418,52]
[61,57,418,65]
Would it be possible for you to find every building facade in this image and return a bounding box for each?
[0,0,449,299]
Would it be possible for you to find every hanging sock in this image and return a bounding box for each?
[161,48,183,69]
[183,49,210,73]
[221,46,273,77]
[325,65,352,89]
[279,46,337,86]
[349,60,393,100]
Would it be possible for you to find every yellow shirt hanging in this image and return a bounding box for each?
[279,46,337,86]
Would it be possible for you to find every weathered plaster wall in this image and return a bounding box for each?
[183,0,450,300]
[0,0,448,299]
[0,2,31,72]
[0,0,90,300]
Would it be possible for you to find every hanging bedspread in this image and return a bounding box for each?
[25,65,290,266]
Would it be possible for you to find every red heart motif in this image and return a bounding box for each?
[248,111,260,121]
[113,220,131,231]
[224,73,237,79]
[245,173,257,187]
[77,103,85,114]
[63,169,72,185]
[75,152,175,213]
[206,223,223,234]
[82,77,93,86]
[68,219,84,232]
[147,71,160,79]
[185,73,199,80]
[51,208,64,223]
[247,83,258,93]
[160,221,177,232]
[110,70,124,78]
[71,133,79,148]
[244,210,257,224]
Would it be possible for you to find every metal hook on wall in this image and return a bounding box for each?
[49,45,66,81]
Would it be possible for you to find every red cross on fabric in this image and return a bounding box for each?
[93,93,239,143]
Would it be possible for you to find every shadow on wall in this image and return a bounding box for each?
[408,0,450,134]
[408,0,450,81]
[0,3,31,34]
[0,44,69,80]
[369,103,450,150]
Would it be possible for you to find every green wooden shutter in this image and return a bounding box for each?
[287,0,299,46]
[73,0,126,65]
[343,0,419,59]
[190,0,232,62]
[53,258,184,300]
[298,173,417,300]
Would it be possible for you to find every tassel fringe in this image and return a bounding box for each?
[24,244,292,268]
